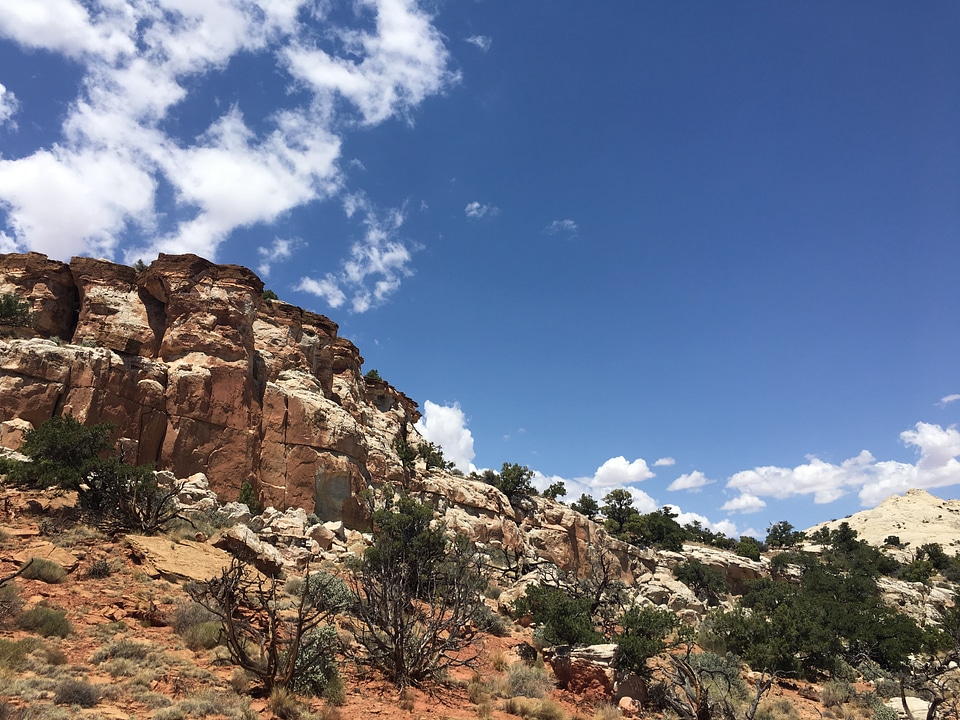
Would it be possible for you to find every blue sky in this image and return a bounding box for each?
[1,1,959,538]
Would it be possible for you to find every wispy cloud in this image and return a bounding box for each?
[654,456,676,467]
[0,84,18,129]
[0,0,457,307]
[296,194,414,313]
[937,394,960,407]
[465,35,492,52]
[465,201,499,219]
[545,218,578,237]
[257,237,301,279]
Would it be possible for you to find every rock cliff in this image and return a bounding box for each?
[0,252,420,526]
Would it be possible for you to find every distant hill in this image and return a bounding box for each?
[806,488,960,555]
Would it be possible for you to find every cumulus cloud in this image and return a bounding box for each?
[667,470,713,492]
[723,422,960,509]
[654,457,676,467]
[415,400,476,473]
[296,195,414,312]
[0,0,456,308]
[465,35,492,52]
[720,493,767,514]
[938,394,960,407]
[465,201,499,219]
[545,219,578,236]
[0,84,18,128]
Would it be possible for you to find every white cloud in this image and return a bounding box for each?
[0,84,18,128]
[937,394,960,407]
[415,400,476,473]
[723,422,960,509]
[671,508,739,538]
[0,0,456,307]
[591,456,655,487]
[721,493,767,514]
[465,35,492,52]
[296,195,414,312]
[465,201,498,219]
[654,457,675,467]
[257,237,301,278]
[545,218,578,236]
[667,470,713,492]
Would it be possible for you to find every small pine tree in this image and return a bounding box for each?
[238,480,262,515]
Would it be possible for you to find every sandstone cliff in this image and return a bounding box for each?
[0,252,421,526]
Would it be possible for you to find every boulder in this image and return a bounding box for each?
[211,524,284,576]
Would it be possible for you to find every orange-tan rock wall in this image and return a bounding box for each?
[0,252,420,526]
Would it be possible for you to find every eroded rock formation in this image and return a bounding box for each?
[0,252,420,525]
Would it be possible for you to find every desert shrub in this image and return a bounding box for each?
[0,294,31,328]
[874,679,899,699]
[53,678,99,707]
[188,558,346,695]
[237,480,261,516]
[19,558,65,584]
[288,625,341,700]
[268,687,300,719]
[0,584,22,622]
[91,639,150,663]
[351,493,488,687]
[85,558,111,579]
[513,585,602,646]
[822,679,855,707]
[873,706,898,720]
[502,696,565,720]
[78,460,181,535]
[476,604,511,637]
[16,604,71,637]
[613,605,678,677]
[0,639,38,670]
[168,600,222,650]
[501,662,554,699]
[673,559,729,604]
[9,415,113,489]
[856,658,887,682]
[592,704,622,720]
[755,698,799,720]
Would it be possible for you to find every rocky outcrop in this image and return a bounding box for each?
[0,252,421,526]
[806,489,960,556]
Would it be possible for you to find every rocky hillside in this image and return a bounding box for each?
[806,488,960,556]
[0,252,421,527]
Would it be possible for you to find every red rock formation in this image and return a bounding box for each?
[0,252,420,526]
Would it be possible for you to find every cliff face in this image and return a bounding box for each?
[0,252,420,526]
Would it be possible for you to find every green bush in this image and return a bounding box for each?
[237,480,261,516]
[0,294,31,328]
[873,705,899,720]
[288,625,342,700]
[13,415,113,489]
[16,604,71,637]
[613,606,678,677]
[20,558,66,584]
[53,678,99,707]
[513,584,602,646]
[85,558,111,579]
[821,679,855,707]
